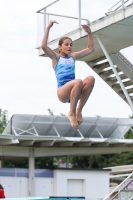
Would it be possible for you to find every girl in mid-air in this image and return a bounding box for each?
[41,20,95,130]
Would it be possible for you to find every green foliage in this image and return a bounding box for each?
[4,159,28,168]
[124,113,133,139]
[71,155,113,169]
[0,109,8,134]
[47,109,54,115]
[35,158,58,169]
[72,151,133,169]
[4,158,58,169]
[124,129,133,139]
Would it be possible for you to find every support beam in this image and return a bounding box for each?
[0,160,4,168]
[58,141,74,147]
[44,8,46,32]
[122,0,125,18]
[0,139,19,145]
[96,35,133,111]
[66,155,69,168]
[40,141,55,147]
[20,140,35,146]
[28,148,34,197]
[78,0,81,28]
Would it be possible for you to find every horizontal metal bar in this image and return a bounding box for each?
[109,0,129,11]
[36,0,60,13]
[11,121,133,126]
[38,12,89,23]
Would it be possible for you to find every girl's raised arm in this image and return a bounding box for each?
[41,20,58,60]
[72,25,95,60]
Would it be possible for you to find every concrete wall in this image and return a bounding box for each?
[0,177,53,198]
[0,169,109,199]
[53,170,109,199]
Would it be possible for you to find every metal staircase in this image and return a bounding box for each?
[103,171,133,200]
[87,51,133,105]
[36,0,133,111]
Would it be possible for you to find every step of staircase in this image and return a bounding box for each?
[87,52,133,105]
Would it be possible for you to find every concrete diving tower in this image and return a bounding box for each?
[1,114,133,157]
[1,114,133,199]
[36,0,133,111]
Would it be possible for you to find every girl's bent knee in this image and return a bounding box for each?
[75,79,83,87]
[88,76,95,84]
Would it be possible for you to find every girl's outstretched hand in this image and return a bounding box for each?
[47,20,58,28]
[81,24,91,34]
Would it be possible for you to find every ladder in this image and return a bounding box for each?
[87,52,133,105]
[103,172,133,200]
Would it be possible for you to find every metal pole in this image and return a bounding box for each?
[66,155,69,168]
[122,0,125,10]
[44,8,46,32]
[28,148,34,197]
[96,35,133,111]
[36,0,60,12]
[122,0,125,18]
[10,114,14,135]
[129,196,133,200]
[78,0,81,29]
[47,14,49,42]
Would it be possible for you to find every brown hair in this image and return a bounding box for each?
[58,37,72,53]
[0,184,4,190]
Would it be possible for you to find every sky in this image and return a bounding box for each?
[0,0,133,120]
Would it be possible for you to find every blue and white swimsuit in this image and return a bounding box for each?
[54,56,75,88]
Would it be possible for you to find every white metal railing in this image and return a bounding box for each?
[103,172,133,200]
[105,0,133,15]
[36,0,89,48]
[36,0,89,31]
[117,52,133,70]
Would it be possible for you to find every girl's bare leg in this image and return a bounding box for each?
[76,76,95,125]
[57,79,83,130]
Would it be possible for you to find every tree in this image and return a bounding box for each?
[0,108,8,134]
[35,158,58,169]
[4,159,28,168]
[47,108,54,115]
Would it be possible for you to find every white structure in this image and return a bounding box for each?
[0,114,133,198]
[103,165,133,200]
[0,168,109,199]
[36,0,133,110]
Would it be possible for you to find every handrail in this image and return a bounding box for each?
[38,12,90,23]
[108,0,124,11]
[36,0,83,32]
[117,52,133,70]
[129,195,133,200]
[36,0,60,13]
[103,172,133,200]
[105,0,133,16]
[108,0,129,11]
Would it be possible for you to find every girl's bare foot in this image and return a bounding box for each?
[68,112,78,130]
[76,110,83,125]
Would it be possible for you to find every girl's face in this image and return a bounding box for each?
[59,39,73,56]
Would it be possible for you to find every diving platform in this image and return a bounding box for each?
[1,114,133,158]
[37,3,133,62]
[1,114,132,198]
[36,0,133,110]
